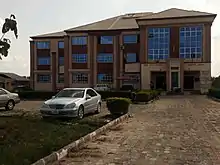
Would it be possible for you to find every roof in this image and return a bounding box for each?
[137,8,216,20]
[31,8,216,38]
[30,31,66,39]
[0,72,29,81]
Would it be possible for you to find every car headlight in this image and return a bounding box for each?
[41,103,49,109]
[65,103,76,109]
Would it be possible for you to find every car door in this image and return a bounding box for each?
[87,89,99,112]
[0,89,9,107]
[84,89,94,114]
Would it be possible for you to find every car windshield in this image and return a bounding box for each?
[55,89,85,98]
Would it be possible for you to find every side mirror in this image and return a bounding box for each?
[51,96,55,99]
[86,94,91,100]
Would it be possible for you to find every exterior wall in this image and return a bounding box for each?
[0,76,13,91]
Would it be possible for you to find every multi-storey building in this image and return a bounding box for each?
[30,8,216,93]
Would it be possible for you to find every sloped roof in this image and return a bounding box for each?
[0,72,29,81]
[30,31,66,39]
[65,12,153,32]
[30,8,216,38]
[137,8,216,20]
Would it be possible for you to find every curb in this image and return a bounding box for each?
[207,96,220,102]
[31,113,130,165]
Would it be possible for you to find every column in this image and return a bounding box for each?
[51,52,57,92]
[30,41,35,90]
[64,35,69,87]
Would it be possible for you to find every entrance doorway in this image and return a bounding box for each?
[171,72,179,89]
[184,76,194,90]
[151,71,166,90]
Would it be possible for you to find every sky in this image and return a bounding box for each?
[0,0,220,76]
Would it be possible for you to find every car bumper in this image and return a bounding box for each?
[40,108,78,118]
[14,98,20,104]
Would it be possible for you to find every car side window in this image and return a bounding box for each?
[0,89,7,95]
[87,89,97,97]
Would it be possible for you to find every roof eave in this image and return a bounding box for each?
[30,35,66,40]
[136,14,217,22]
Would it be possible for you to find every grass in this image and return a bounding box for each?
[0,115,110,165]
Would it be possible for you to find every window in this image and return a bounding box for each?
[58,41,64,48]
[97,53,113,63]
[58,73,64,83]
[123,35,138,43]
[97,73,113,83]
[59,56,64,65]
[36,41,50,49]
[179,26,203,59]
[72,73,88,84]
[148,28,170,60]
[126,53,137,63]
[38,57,50,65]
[0,89,7,95]
[72,36,87,45]
[100,36,113,44]
[72,54,87,63]
[86,89,97,97]
[37,74,51,83]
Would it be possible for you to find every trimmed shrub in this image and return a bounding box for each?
[135,91,151,102]
[106,97,132,116]
[208,88,220,99]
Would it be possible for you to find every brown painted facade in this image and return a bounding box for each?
[30,13,215,93]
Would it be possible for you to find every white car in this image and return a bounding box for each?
[0,88,20,110]
[40,88,102,119]
[94,84,111,91]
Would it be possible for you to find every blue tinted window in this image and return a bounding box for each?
[59,56,64,65]
[148,28,170,60]
[37,74,51,83]
[179,26,203,59]
[123,35,137,43]
[126,53,137,63]
[97,53,113,63]
[72,54,87,63]
[97,73,113,83]
[58,41,64,48]
[100,36,113,44]
[36,41,50,49]
[72,36,87,45]
[38,57,50,65]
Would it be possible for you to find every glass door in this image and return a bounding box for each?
[171,72,179,89]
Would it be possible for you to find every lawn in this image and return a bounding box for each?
[0,114,111,165]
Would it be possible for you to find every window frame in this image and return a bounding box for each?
[97,53,113,63]
[36,41,50,49]
[72,73,88,84]
[37,57,50,65]
[179,26,203,59]
[100,36,113,44]
[71,36,87,45]
[72,54,87,63]
[147,27,170,60]
[37,74,51,83]
[123,34,138,44]
[58,41,64,49]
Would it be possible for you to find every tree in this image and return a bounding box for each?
[0,14,18,60]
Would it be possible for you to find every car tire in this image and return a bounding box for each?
[95,103,101,114]
[5,100,15,111]
[77,106,84,119]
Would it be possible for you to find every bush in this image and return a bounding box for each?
[97,91,132,100]
[208,88,220,99]
[17,91,57,100]
[134,90,159,102]
[106,97,131,116]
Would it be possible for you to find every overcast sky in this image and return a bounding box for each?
[0,0,220,76]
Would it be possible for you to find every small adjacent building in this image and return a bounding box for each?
[30,8,216,93]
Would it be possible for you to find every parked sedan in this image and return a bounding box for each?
[0,88,20,110]
[40,88,102,119]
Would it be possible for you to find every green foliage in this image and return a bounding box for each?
[134,90,159,102]
[208,87,220,99]
[106,97,131,115]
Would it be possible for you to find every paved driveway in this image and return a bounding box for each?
[55,95,220,165]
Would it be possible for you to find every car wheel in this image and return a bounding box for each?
[5,100,15,111]
[95,103,101,114]
[77,106,84,119]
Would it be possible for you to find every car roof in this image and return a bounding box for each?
[63,88,91,90]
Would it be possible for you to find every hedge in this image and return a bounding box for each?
[106,97,131,115]
[208,88,220,99]
[134,90,160,102]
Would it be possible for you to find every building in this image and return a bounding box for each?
[30,8,216,93]
[0,72,30,91]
